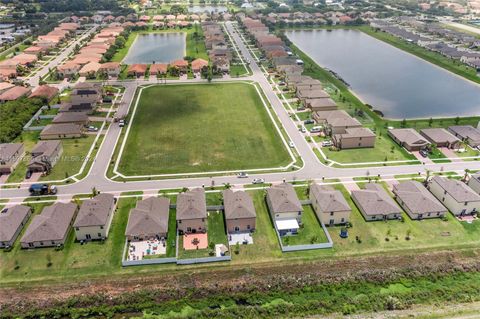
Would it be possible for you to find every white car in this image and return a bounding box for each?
[87,126,98,132]
[252,178,265,184]
[237,172,248,178]
[322,140,333,147]
[289,141,295,148]
[300,126,306,133]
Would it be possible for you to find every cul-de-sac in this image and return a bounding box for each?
[0,0,480,318]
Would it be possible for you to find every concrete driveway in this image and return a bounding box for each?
[412,151,433,164]
[440,147,463,161]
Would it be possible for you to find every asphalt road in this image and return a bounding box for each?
[1,21,478,201]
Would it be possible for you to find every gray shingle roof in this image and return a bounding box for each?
[41,123,83,136]
[420,128,460,145]
[223,189,256,219]
[393,181,447,214]
[0,205,31,242]
[266,183,302,213]
[0,143,23,162]
[176,188,206,220]
[431,176,480,203]
[351,183,402,216]
[448,126,480,142]
[73,193,115,227]
[52,112,88,124]
[310,184,350,213]
[388,128,430,148]
[125,197,170,237]
[21,202,77,243]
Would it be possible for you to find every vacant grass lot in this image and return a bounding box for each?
[118,83,291,175]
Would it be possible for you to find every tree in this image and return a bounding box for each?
[115,36,126,48]
[400,119,407,128]
[428,117,433,127]
[455,116,460,125]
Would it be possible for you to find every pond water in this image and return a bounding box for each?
[188,5,228,13]
[286,29,480,119]
[123,33,186,64]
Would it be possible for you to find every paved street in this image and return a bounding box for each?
[1,21,479,202]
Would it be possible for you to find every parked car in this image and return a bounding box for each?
[310,126,322,133]
[419,149,429,158]
[278,81,285,86]
[87,126,98,132]
[300,126,306,133]
[289,141,295,148]
[119,119,125,127]
[252,178,265,184]
[25,170,32,179]
[237,172,248,178]
[304,119,314,125]
[322,140,333,147]
[297,106,305,111]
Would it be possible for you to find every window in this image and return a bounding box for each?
[75,227,79,231]
[330,212,334,216]
[465,202,468,206]
[97,233,101,237]
[179,220,182,224]
[234,226,240,232]
[86,234,91,240]
[341,218,345,222]
[187,227,192,232]
[298,212,301,215]
[100,226,104,229]
[247,225,251,230]
[40,242,44,246]
[51,241,55,245]
[442,197,445,202]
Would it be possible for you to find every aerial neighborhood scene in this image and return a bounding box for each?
[0,0,480,317]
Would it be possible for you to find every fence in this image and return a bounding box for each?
[23,105,60,131]
[275,218,334,252]
[176,255,231,265]
[169,204,224,211]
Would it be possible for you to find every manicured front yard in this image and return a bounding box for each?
[117,83,291,175]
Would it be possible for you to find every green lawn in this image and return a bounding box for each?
[281,205,329,246]
[117,83,291,175]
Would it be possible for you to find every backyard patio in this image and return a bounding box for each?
[127,239,167,261]
[183,233,208,250]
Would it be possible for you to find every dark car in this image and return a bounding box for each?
[419,149,429,158]
[304,119,314,125]
[25,170,32,179]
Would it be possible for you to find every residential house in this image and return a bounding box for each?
[351,183,403,221]
[171,60,189,74]
[420,128,461,149]
[310,184,351,226]
[20,202,78,248]
[0,82,14,94]
[73,193,116,241]
[0,86,32,102]
[176,188,207,234]
[393,181,447,220]
[127,64,148,77]
[468,173,480,195]
[305,98,337,112]
[79,62,102,78]
[191,58,209,73]
[266,183,303,236]
[27,140,62,173]
[40,123,84,140]
[98,62,120,77]
[388,128,430,151]
[333,127,376,149]
[297,88,330,101]
[29,85,59,102]
[52,112,89,125]
[149,63,168,76]
[448,126,480,147]
[57,62,81,79]
[0,143,24,174]
[223,190,256,233]
[0,205,32,248]
[125,196,170,241]
[428,176,480,216]
[313,110,362,135]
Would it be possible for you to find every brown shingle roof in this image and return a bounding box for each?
[0,205,31,242]
[125,197,170,237]
[74,193,115,227]
[266,183,302,213]
[29,85,59,100]
[351,184,402,216]
[393,181,447,215]
[310,184,350,213]
[176,188,206,220]
[0,86,31,101]
[21,203,77,244]
[223,190,256,219]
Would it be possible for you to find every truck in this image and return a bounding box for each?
[29,184,57,196]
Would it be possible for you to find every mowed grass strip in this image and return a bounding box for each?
[118,83,291,175]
